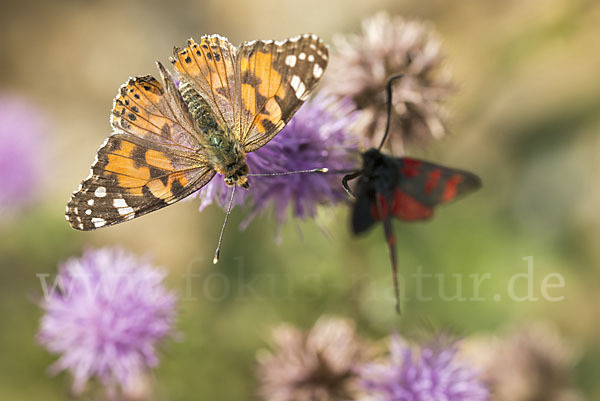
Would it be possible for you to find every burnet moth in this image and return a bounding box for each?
[342,74,482,314]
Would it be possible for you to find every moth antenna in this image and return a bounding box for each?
[378,74,405,152]
[213,185,236,264]
[247,167,328,177]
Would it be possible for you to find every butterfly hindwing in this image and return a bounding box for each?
[111,65,202,151]
[66,66,216,230]
[236,34,328,151]
[170,35,238,131]
[172,34,329,152]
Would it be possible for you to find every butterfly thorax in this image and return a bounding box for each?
[179,81,250,188]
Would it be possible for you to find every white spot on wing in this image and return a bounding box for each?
[285,55,297,67]
[91,217,106,228]
[290,75,306,99]
[87,199,94,206]
[299,52,306,60]
[308,54,315,62]
[85,209,92,215]
[112,198,134,216]
[95,186,106,198]
[313,64,323,78]
[118,207,134,216]
[113,198,128,208]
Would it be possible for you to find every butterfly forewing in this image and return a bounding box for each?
[236,34,328,151]
[66,65,215,230]
[66,134,215,230]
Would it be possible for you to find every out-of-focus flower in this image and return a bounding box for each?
[0,94,46,215]
[324,12,454,153]
[257,316,368,401]
[193,95,361,232]
[38,247,177,395]
[462,322,584,401]
[359,335,489,401]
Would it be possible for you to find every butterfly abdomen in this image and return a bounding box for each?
[178,80,249,186]
[179,80,221,134]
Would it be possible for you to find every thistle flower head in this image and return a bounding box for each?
[359,335,489,401]
[37,247,177,395]
[463,323,584,401]
[257,316,368,401]
[194,95,360,232]
[0,94,46,215]
[324,12,454,153]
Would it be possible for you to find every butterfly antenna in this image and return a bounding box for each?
[378,74,405,152]
[247,168,328,177]
[213,185,236,264]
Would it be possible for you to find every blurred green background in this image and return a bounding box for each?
[1,0,599,399]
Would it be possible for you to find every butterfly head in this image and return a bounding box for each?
[224,165,249,188]
[207,134,250,188]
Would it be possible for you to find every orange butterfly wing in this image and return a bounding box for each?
[66,63,215,230]
[171,34,329,152]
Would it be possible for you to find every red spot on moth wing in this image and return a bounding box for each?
[441,175,464,202]
[370,193,389,220]
[392,188,434,221]
[425,168,442,194]
[400,158,421,178]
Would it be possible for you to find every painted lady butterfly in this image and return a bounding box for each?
[66,34,328,233]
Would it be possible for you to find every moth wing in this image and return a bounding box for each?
[392,157,481,221]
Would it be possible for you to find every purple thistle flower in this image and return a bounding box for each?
[0,94,46,215]
[359,336,489,401]
[193,95,361,231]
[37,247,177,395]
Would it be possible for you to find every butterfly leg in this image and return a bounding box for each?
[382,216,401,315]
[342,170,362,198]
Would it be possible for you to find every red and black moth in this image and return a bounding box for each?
[342,75,482,314]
